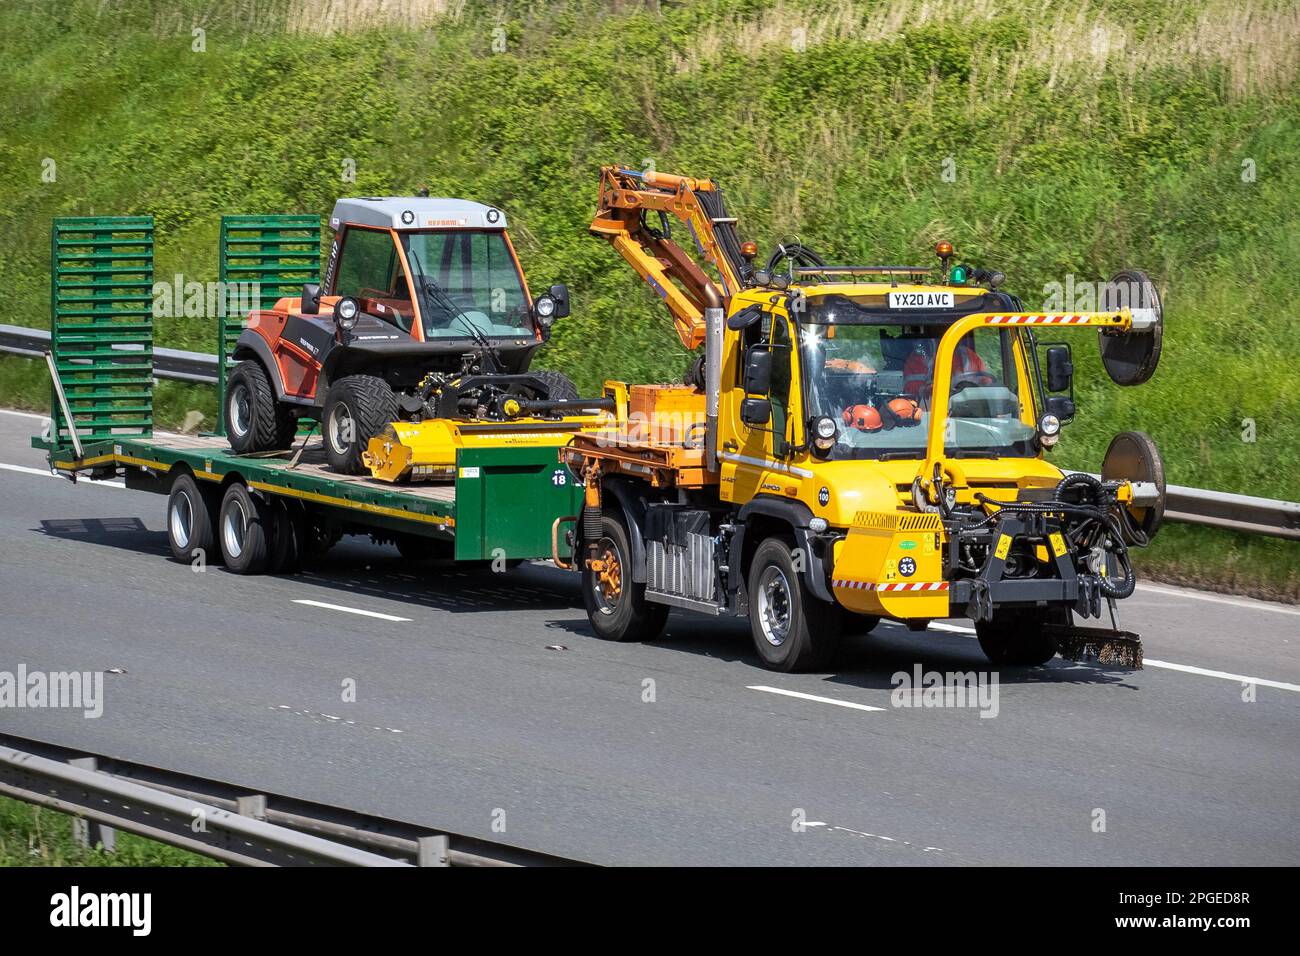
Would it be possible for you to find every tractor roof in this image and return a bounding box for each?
[329,197,507,232]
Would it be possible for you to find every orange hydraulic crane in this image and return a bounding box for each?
[589,166,754,350]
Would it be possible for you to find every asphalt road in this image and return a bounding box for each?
[1,409,1297,865]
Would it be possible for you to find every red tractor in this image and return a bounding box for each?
[224,196,577,473]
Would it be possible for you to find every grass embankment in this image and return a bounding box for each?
[0,0,1295,595]
[0,795,220,866]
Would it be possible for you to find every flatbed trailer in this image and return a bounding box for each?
[31,214,584,572]
[36,432,581,565]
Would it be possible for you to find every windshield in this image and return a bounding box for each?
[800,320,1036,459]
[401,231,531,340]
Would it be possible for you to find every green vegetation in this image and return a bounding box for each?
[0,0,1295,591]
[0,794,220,866]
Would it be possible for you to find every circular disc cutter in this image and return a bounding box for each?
[1100,269,1163,385]
[1102,430,1166,543]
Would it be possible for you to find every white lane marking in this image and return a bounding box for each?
[1137,582,1300,618]
[292,599,411,622]
[271,704,404,733]
[1144,660,1300,694]
[747,685,885,712]
[0,461,126,488]
[928,621,976,635]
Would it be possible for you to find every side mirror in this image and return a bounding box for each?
[548,283,570,319]
[743,347,772,394]
[740,397,771,426]
[1046,345,1073,393]
[301,283,321,315]
[1046,395,1076,422]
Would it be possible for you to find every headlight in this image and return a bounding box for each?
[811,415,837,453]
[534,294,557,327]
[1038,413,1061,448]
[334,296,360,331]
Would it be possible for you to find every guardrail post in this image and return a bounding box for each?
[237,794,268,821]
[417,834,450,867]
[67,757,116,853]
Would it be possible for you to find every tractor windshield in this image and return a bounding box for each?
[799,315,1037,460]
[401,231,532,340]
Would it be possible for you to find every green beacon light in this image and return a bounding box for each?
[949,263,969,285]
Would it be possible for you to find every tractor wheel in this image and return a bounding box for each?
[226,360,297,453]
[976,608,1064,667]
[166,473,220,566]
[582,516,669,642]
[323,375,398,475]
[218,482,272,574]
[530,369,579,402]
[747,537,842,672]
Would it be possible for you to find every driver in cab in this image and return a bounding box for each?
[902,334,994,407]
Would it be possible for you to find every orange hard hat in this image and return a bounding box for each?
[842,403,883,432]
[887,397,921,424]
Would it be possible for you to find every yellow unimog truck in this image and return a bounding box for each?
[556,166,1166,672]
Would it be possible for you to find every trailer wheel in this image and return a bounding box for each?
[218,482,272,574]
[747,537,842,672]
[267,499,303,574]
[583,516,669,642]
[976,608,1063,666]
[324,375,398,475]
[166,473,220,566]
[227,360,297,453]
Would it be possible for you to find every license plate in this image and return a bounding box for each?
[888,291,954,309]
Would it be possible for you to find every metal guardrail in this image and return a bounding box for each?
[3,323,1297,539]
[0,323,217,384]
[0,734,585,867]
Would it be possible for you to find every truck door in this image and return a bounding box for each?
[723,306,800,502]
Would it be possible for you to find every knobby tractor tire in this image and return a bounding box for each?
[529,369,579,402]
[226,360,297,453]
[217,482,272,574]
[166,473,221,566]
[975,607,1067,666]
[323,374,398,475]
[747,537,842,672]
[583,516,669,642]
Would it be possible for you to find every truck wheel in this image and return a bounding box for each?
[218,482,271,574]
[166,473,220,566]
[976,609,1062,666]
[227,360,297,453]
[583,516,669,642]
[324,375,398,474]
[748,537,842,671]
[530,369,579,401]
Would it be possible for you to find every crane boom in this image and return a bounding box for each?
[589,166,751,350]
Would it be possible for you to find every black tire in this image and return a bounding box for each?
[166,473,220,566]
[226,360,297,453]
[582,516,669,642]
[323,374,398,474]
[747,537,842,672]
[217,482,272,574]
[267,498,303,574]
[976,608,1064,666]
[529,369,579,402]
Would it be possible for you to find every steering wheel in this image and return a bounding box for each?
[951,370,996,391]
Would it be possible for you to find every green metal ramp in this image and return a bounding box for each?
[216,215,321,435]
[48,216,155,449]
